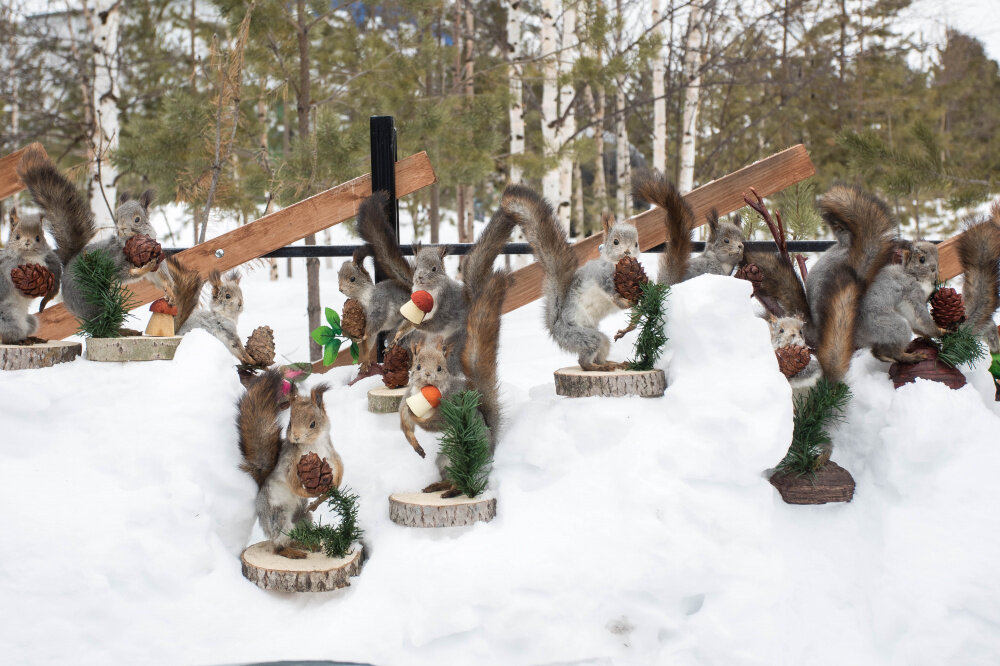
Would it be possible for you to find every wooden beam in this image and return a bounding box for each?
[0,143,49,201]
[500,144,816,313]
[937,236,961,282]
[36,151,437,340]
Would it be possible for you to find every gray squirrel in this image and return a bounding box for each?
[167,258,251,362]
[954,206,1000,353]
[237,370,343,559]
[0,209,62,343]
[501,184,635,371]
[631,169,745,285]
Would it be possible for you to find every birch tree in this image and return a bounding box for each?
[651,0,667,173]
[678,2,706,193]
[506,0,524,184]
[556,2,577,232]
[84,0,122,227]
[540,0,561,219]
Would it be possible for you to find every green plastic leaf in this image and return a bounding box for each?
[311,326,334,346]
[325,307,341,329]
[350,340,360,363]
[323,342,336,366]
[990,353,1000,380]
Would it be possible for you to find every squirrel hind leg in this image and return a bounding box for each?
[274,545,309,560]
[422,480,452,493]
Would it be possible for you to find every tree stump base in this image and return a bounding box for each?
[888,339,966,390]
[389,491,496,527]
[368,386,406,413]
[553,366,666,398]
[0,340,82,371]
[770,461,856,505]
[85,335,183,362]
[240,541,363,593]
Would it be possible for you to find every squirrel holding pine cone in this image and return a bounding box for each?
[0,207,62,344]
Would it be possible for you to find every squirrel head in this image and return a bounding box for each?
[901,240,938,285]
[114,190,156,240]
[6,208,50,255]
[287,383,331,446]
[600,213,640,263]
[412,243,449,291]
[208,270,243,320]
[765,313,807,349]
[409,336,451,387]
[704,210,745,264]
[338,247,374,298]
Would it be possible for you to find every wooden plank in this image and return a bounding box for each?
[0,143,49,201]
[501,144,816,313]
[35,151,436,340]
[938,236,961,282]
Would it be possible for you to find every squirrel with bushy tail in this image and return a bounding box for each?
[0,207,62,343]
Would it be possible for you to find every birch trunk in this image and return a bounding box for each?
[678,3,704,194]
[555,3,576,233]
[592,79,607,212]
[652,0,667,173]
[540,0,560,218]
[506,0,524,184]
[614,82,630,218]
[89,0,120,229]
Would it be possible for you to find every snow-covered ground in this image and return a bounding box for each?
[3,248,1000,664]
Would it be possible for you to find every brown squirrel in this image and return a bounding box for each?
[955,203,1000,353]
[237,370,343,559]
[167,258,252,362]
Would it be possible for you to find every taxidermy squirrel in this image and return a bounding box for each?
[764,313,822,400]
[954,205,1000,353]
[237,370,343,559]
[631,169,745,285]
[0,208,62,343]
[501,184,635,371]
[17,146,167,323]
[167,258,251,362]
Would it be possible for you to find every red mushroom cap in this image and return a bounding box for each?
[410,290,434,313]
[150,298,178,315]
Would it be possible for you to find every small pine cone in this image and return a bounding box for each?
[382,344,411,389]
[734,263,764,283]
[245,326,276,367]
[123,233,164,268]
[10,263,55,298]
[342,298,367,339]
[296,452,334,496]
[614,256,649,303]
[930,287,965,330]
[775,344,812,378]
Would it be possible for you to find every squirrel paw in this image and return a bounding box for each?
[422,480,452,493]
[414,445,426,458]
[613,325,636,342]
[274,546,308,560]
[440,485,462,499]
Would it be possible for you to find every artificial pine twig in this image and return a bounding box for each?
[744,187,792,266]
[795,254,809,281]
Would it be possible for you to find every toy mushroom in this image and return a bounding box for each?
[145,298,178,337]
[405,385,442,418]
[399,290,434,324]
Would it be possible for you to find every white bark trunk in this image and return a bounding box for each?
[614,82,630,218]
[652,0,667,173]
[555,3,576,233]
[678,4,704,194]
[506,0,524,184]
[540,0,560,217]
[90,0,120,228]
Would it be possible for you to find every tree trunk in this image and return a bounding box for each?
[296,0,321,361]
[652,0,667,173]
[88,0,121,229]
[555,2,577,233]
[506,0,525,184]
[614,82,630,218]
[678,3,704,194]
[593,78,607,213]
[540,0,560,222]
[429,183,440,243]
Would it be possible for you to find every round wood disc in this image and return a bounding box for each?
[85,335,183,362]
[0,340,81,371]
[389,491,497,528]
[368,386,407,413]
[769,461,856,505]
[240,541,363,593]
[553,366,666,398]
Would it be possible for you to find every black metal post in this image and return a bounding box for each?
[370,115,399,362]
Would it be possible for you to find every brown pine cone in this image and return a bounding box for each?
[342,298,367,339]
[382,344,411,389]
[930,287,965,330]
[734,263,764,283]
[123,234,164,268]
[10,263,55,298]
[614,256,648,303]
[775,344,811,378]
[297,452,334,496]
[245,326,275,367]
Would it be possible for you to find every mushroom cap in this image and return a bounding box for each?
[149,298,178,315]
[420,384,442,406]
[410,290,434,313]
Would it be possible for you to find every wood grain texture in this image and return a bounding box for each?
[553,366,667,397]
[0,340,81,371]
[85,335,183,362]
[937,236,961,282]
[240,541,363,593]
[0,143,48,201]
[35,152,437,341]
[770,461,855,504]
[368,386,406,413]
[389,491,497,527]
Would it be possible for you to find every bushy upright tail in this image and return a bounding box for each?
[957,217,1000,337]
[356,191,412,289]
[500,184,575,332]
[165,257,204,331]
[462,205,516,295]
[236,369,285,488]
[632,169,693,285]
[16,146,96,265]
[461,269,513,451]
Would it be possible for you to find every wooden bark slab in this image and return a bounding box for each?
[86,335,183,362]
[888,339,966,390]
[240,541,363,593]
[389,491,497,527]
[0,340,81,371]
[770,461,856,505]
[554,366,666,398]
[368,386,406,413]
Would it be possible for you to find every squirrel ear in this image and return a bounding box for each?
[310,383,330,409]
[138,189,155,210]
[601,212,615,238]
[8,206,18,225]
[208,270,222,290]
[118,191,131,205]
[436,245,449,260]
[226,270,241,284]
[705,210,720,239]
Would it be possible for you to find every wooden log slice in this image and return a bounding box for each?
[389,491,497,528]
[887,339,966,390]
[769,461,856,505]
[240,541,363,593]
[553,366,666,398]
[368,386,407,413]
[85,335,183,362]
[0,340,82,371]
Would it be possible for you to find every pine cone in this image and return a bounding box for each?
[342,298,367,339]
[296,452,334,496]
[775,344,811,378]
[614,256,648,303]
[123,234,164,268]
[735,263,764,283]
[10,263,54,298]
[245,326,275,367]
[382,344,411,389]
[930,287,965,330]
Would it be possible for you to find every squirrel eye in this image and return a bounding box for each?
[134,216,140,224]
[309,421,315,429]
[350,276,356,282]
[724,238,730,243]
[416,364,421,370]
[779,329,784,333]
[613,239,619,245]
[919,256,926,264]
[431,266,437,272]
[225,293,231,299]
[35,236,40,242]
[437,365,441,372]
[15,235,20,240]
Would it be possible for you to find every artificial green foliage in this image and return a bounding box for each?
[72,249,140,338]
[438,391,493,498]
[936,325,987,368]
[310,307,360,366]
[989,353,1000,381]
[286,487,363,559]
[627,281,670,371]
[777,379,852,478]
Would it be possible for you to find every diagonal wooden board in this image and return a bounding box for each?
[937,236,964,283]
[33,151,436,340]
[0,143,49,201]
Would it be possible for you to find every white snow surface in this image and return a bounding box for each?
[3,265,1000,665]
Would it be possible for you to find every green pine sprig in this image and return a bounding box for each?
[72,249,140,338]
[936,325,987,369]
[310,307,360,366]
[776,379,852,478]
[438,390,493,498]
[627,281,670,371]
[286,486,363,559]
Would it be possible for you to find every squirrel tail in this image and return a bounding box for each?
[461,269,512,451]
[166,257,204,331]
[462,205,516,295]
[819,186,896,283]
[632,169,693,285]
[236,369,286,489]
[16,145,96,265]
[500,184,575,333]
[356,191,413,289]
[814,270,861,383]
[957,216,1000,337]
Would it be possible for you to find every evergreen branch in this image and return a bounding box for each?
[777,379,851,478]
[936,325,987,369]
[72,249,139,338]
[288,486,363,559]
[627,281,670,371]
[438,391,493,498]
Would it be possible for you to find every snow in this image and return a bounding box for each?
[3,260,1000,665]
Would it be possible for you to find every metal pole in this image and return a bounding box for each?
[370,115,399,362]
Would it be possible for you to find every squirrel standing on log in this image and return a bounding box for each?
[0,208,62,344]
[167,259,252,362]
